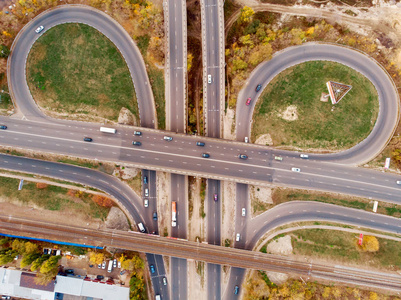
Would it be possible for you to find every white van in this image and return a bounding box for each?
[107,260,113,273]
[138,223,146,233]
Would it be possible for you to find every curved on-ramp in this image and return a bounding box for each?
[8,4,156,128]
[236,43,400,165]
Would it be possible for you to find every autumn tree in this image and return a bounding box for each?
[24,242,39,254]
[20,253,40,268]
[89,252,105,265]
[30,255,49,272]
[92,195,114,208]
[34,269,57,286]
[11,239,26,254]
[359,235,379,252]
[243,271,269,300]
[36,182,48,189]
[239,6,254,24]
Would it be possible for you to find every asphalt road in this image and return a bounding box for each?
[3,215,401,292]
[1,118,400,203]
[236,43,400,165]
[165,1,188,299]
[9,5,155,127]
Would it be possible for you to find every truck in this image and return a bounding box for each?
[100,127,116,134]
[172,201,177,227]
[107,260,113,273]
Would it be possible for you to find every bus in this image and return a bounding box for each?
[107,260,113,273]
[100,127,116,134]
[172,201,177,227]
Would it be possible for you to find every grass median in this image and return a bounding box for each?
[252,61,378,150]
[26,23,138,122]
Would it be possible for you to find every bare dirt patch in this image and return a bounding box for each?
[278,105,298,121]
[250,185,273,217]
[254,133,273,146]
[156,172,170,237]
[105,206,130,230]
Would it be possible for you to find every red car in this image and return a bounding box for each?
[246,97,251,106]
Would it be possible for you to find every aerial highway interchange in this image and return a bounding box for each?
[1,2,401,300]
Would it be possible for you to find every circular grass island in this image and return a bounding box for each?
[26,23,138,122]
[251,61,379,151]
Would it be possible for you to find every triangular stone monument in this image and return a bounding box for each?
[326,81,352,105]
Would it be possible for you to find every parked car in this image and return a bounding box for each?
[397,181,401,185]
[132,141,141,146]
[113,259,117,268]
[242,208,246,216]
[238,154,248,159]
[83,137,92,142]
[196,141,205,146]
[144,199,149,207]
[214,194,218,201]
[234,285,240,295]
[300,154,309,159]
[35,25,44,33]
[133,131,142,136]
[291,167,301,172]
[164,136,173,141]
[255,84,262,92]
[96,275,104,280]
[120,270,126,275]
[144,176,148,184]
[153,211,157,221]
[202,153,210,158]
[245,97,251,106]
[102,261,106,269]
[97,264,101,269]
[118,260,121,269]
[65,269,74,275]
[150,264,155,274]
[0,125,7,130]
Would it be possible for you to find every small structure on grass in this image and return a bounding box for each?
[326,81,352,105]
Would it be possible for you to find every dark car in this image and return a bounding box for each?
[132,141,141,146]
[214,194,218,201]
[196,141,205,146]
[239,154,248,159]
[202,153,210,158]
[133,131,142,136]
[255,84,262,92]
[234,285,239,294]
[153,211,157,221]
[65,269,74,275]
[96,275,104,280]
[0,125,7,130]
[150,264,155,274]
[144,176,148,184]
[83,137,92,142]
[245,97,251,106]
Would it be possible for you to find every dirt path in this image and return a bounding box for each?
[225,1,401,46]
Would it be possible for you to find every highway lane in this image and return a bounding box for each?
[0,118,401,202]
[165,0,188,299]
[9,5,155,127]
[2,215,401,292]
[245,201,401,250]
[202,0,225,298]
[236,43,400,164]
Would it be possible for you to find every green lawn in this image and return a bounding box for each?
[252,61,378,150]
[26,23,138,122]
[0,176,109,220]
[290,229,401,270]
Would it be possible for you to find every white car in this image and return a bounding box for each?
[145,188,149,197]
[274,156,283,161]
[208,74,212,84]
[300,154,309,159]
[118,260,121,268]
[35,25,44,34]
[397,181,401,185]
[236,233,240,241]
[244,137,249,143]
[144,199,149,207]
[292,167,301,172]
[163,136,173,141]
[102,261,106,269]
[241,208,246,216]
[113,259,117,268]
